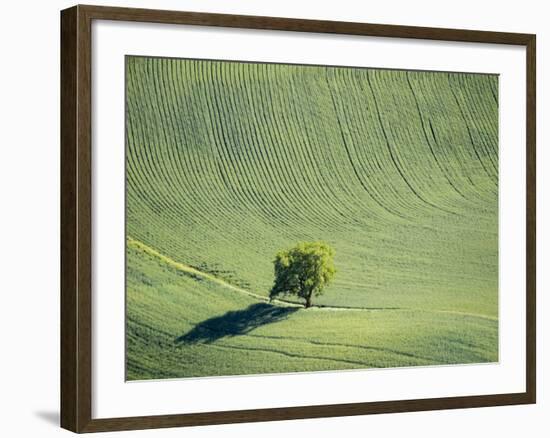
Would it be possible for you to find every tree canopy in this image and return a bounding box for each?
[269,242,336,308]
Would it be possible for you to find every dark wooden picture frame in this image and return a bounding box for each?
[61,4,536,433]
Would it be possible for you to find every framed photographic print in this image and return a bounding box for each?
[60,4,536,433]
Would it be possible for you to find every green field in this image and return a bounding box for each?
[125,56,499,380]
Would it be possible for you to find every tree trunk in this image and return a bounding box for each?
[305,293,312,308]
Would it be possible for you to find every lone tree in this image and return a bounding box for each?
[269,242,336,308]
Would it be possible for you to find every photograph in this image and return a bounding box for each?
[125,56,499,380]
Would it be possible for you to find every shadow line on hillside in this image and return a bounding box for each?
[175,303,299,345]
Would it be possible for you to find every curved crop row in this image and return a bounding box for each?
[125,56,498,317]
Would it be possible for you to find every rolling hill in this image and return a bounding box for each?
[125,56,498,380]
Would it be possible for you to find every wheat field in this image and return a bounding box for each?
[125,56,498,380]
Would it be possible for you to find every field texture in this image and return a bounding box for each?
[125,56,499,380]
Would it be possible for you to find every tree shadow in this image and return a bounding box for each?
[175,303,299,345]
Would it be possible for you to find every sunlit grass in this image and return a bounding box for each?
[125,57,498,379]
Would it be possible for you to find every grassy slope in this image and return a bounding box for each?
[127,242,497,379]
[125,57,499,380]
